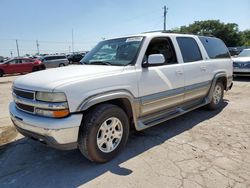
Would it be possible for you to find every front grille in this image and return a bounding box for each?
[233,62,250,68]
[13,89,34,100]
[233,72,250,75]
[16,103,34,113]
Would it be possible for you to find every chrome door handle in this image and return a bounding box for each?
[176,70,183,75]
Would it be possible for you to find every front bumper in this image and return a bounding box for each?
[9,102,82,150]
[233,68,250,76]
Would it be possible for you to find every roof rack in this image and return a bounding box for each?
[142,30,175,34]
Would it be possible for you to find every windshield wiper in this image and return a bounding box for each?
[89,61,112,65]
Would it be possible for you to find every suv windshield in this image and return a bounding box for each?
[238,49,250,57]
[81,37,144,66]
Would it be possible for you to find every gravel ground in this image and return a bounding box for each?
[0,75,250,188]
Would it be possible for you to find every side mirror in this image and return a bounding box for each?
[147,54,165,66]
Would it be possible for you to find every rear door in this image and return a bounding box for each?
[198,36,232,87]
[51,56,65,67]
[176,37,210,103]
[20,59,33,72]
[44,56,54,68]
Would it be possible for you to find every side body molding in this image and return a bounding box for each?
[75,72,229,132]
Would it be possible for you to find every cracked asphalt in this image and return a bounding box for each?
[0,75,250,188]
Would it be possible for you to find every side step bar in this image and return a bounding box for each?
[137,98,208,131]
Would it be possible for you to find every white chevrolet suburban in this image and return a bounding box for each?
[9,32,233,162]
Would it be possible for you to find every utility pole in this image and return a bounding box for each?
[10,51,13,58]
[163,6,168,31]
[16,39,20,57]
[36,40,40,55]
[69,46,71,53]
[72,29,74,54]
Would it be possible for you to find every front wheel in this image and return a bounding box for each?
[32,67,38,72]
[59,63,65,67]
[207,81,224,110]
[78,104,129,163]
[0,70,3,77]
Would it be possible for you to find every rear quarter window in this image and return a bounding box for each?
[199,36,230,59]
[44,56,53,61]
[58,56,66,59]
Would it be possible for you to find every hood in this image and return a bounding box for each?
[14,65,125,91]
[232,57,250,62]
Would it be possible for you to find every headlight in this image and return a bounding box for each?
[35,108,69,118]
[36,92,67,102]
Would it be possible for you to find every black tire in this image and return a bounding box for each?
[78,104,129,163]
[0,70,3,77]
[32,67,38,72]
[207,81,224,110]
[59,63,65,67]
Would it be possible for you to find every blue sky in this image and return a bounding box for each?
[0,0,249,57]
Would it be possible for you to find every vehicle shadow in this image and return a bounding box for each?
[2,73,22,77]
[0,102,228,187]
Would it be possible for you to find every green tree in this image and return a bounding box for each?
[174,20,242,47]
[240,30,250,46]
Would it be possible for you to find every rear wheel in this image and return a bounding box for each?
[0,70,3,77]
[59,63,65,67]
[207,81,224,110]
[78,104,129,163]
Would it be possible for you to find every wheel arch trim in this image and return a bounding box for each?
[207,71,227,102]
[76,89,140,128]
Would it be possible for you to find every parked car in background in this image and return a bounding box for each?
[67,54,84,64]
[233,49,250,76]
[40,55,69,68]
[0,58,45,77]
[228,47,241,57]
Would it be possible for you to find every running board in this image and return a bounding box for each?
[137,98,208,131]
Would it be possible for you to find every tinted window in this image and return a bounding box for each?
[58,56,66,59]
[21,59,32,63]
[44,56,53,61]
[8,60,17,64]
[16,59,22,64]
[45,56,64,60]
[176,37,202,63]
[145,37,177,66]
[199,36,230,59]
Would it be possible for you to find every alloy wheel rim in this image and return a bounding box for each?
[213,84,222,104]
[96,117,123,153]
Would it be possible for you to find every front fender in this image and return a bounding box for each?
[76,89,140,128]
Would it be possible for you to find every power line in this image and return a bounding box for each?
[0,38,98,45]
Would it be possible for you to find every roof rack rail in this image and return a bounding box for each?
[142,30,175,34]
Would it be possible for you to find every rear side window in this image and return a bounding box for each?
[199,37,230,59]
[58,56,66,59]
[176,37,202,63]
[44,56,53,61]
[21,59,32,63]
